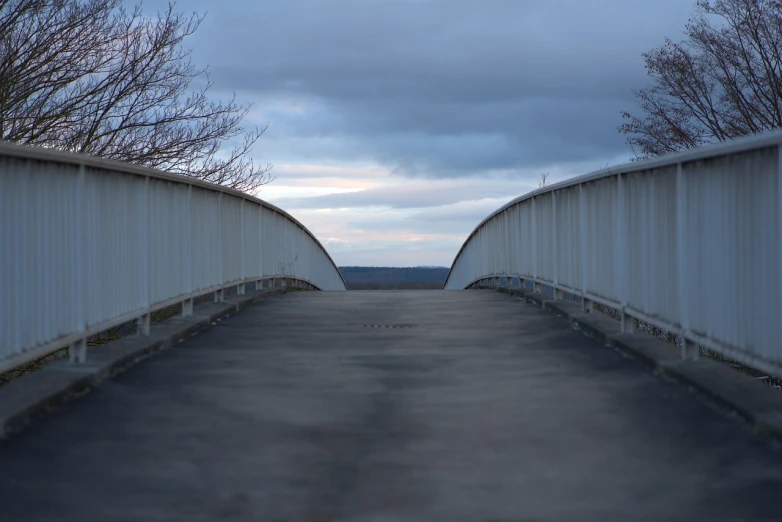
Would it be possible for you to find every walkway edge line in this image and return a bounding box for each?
[0,288,286,441]
[491,286,782,442]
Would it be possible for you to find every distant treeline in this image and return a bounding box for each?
[339,266,449,290]
[345,281,444,290]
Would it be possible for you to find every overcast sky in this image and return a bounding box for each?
[143,0,696,266]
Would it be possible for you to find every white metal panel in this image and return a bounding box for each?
[2,158,82,355]
[243,203,261,280]
[273,213,284,275]
[220,195,243,284]
[625,167,678,320]
[583,177,619,300]
[189,187,221,292]
[682,148,780,362]
[148,179,190,306]
[556,186,581,290]
[261,206,274,278]
[518,203,533,277]
[534,193,554,283]
[82,168,147,328]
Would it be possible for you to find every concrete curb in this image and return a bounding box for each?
[492,286,782,442]
[0,288,286,440]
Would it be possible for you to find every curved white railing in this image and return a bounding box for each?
[0,142,346,373]
[445,130,782,377]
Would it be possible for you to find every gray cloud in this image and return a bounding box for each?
[409,199,506,225]
[271,180,528,210]
[140,0,697,177]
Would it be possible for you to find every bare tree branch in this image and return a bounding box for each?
[0,0,272,192]
[620,0,782,158]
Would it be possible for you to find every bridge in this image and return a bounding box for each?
[1,133,782,520]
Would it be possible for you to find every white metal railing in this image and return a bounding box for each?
[445,130,782,378]
[0,142,346,373]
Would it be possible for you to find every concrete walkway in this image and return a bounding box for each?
[1,290,781,521]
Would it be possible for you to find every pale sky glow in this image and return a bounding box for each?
[136,0,698,266]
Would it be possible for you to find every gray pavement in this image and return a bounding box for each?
[1,290,782,521]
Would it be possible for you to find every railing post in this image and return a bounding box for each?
[681,338,699,360]
[240,198,245,289]
[270,212,276,281]
[531,196,538,290]
[552,191,558,298]
[579,183,589,311]
[262,207,266,284]
[141,177,151,336]
[778,146,782,359]
[69,339,86,363]
[648,172,656,315]
[217,191,223,296]
[71,163,87,362]
[182,185,193,317]
[617,173,632,334]
[676,162,695,358]
[137,314,150,336]
[282,217,288,280]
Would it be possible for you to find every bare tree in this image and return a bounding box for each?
[537,172,549,188]
[619,0,782,159]
[0,0,272,192]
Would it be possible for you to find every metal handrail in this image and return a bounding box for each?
[445,130,782,377]
[1,141,346,373]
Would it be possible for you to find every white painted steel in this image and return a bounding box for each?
[445,130,782,377]
[0,142,346,373]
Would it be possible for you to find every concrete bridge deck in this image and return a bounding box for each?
[1,290,781,521]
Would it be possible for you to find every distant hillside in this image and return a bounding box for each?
[339,266,449,290]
